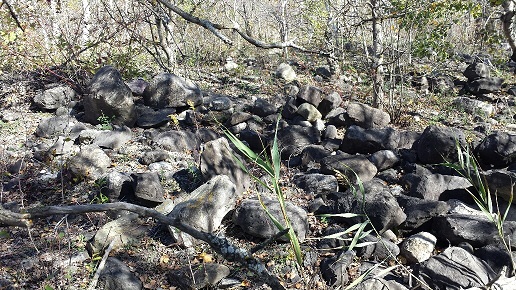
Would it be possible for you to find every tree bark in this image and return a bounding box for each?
[371,0,385,109]
[502,1,516,61]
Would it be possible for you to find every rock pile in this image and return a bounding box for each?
[6,63,516,289]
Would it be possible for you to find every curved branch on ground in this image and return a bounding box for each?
[0,202,286,290]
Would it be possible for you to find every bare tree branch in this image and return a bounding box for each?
[155,0,331,57]
[0,202,286,290]
[1,0,24,32]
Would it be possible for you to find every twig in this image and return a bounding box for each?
[88,239,116,290]
[0,202,286,289]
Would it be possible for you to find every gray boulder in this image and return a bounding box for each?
[475,132,516,169]
[68,145,111,180]
[35,115,75,138]
[415,125,466,164]
[463,62,489,81]
[482,169,516,203]
[151,130,200,152]
[356,234,400,260]
[297,86,324,107]
[320,250,354,287]
[396,194,450,231]
[318,92,342,117]
[135,106,176,128]
[89,213,148,252]
[275,63,297,82]
[353,278,408,290]
[296,102,322,122]
[168,263,230,289]
[401,165,472,200]
[346,102,390,129]
[126,78,148,95]
[453,97,494,118]
[98,257,142,290]
[368,150,400,171]
[417,247,496,290]
[320,179,406,233]
[200,137,251,195]
[320,154,378,185]
[400,232,437,263]
[292,173,339,196]
[465,77,503,95]
[93,125,132,150]
[33,85,76,110]
[168,175,237,244]
[277,125,321,158]
[102,171,133,201]
[84,66,137,127]
[340,125,400,154]
[132,172,165,207]
[232,197,309,242]
[139,150,169,165]
[251,97,277,117]
[432,213,516,248]
[143,73,202,108]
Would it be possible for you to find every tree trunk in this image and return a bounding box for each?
[371,0,385,109]
[502,1,516,61]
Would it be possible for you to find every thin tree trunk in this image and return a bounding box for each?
[371,0,384,109]
[502,1,516,61]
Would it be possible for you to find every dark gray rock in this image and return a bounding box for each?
[93,125,132,150]
[475,132,516,169]
[357,234,400,260]
[33,85,76,110]
[238,129,267,153]
[281,96,298,120]
[320,179,406,233]
[152,130,200,152]
[315,66,332,79]
[482,169,516,203]
[142,73,202,108]
[432,214,516,248]
[353,278,408,290]
[320,250,354,288]
[325,107,347,126]
[396,194,450,231]
[126,78,148,95]
[300,145,333,167]
[415,125,466,164]
[320,154,378,184]
[200,137,250,195]
[318,91,342,117]
[102,171,134,201]
[252,98,277,117]
[398,130,421,149]
[168,263,230,289]
[400,232,437,263]
[277,125,321,158]
[35,115,75,138]
[296,102,322,122]
[453,97,494,118]
[139,150,169,165]
[463,62,489,81]
[297,86,324,107]
[98,257,142,290]
[475,244,515,275]
[68,145,111,180]
[132,172,164,207]
[465,77,503,95]
[368,150,400,171]
[232,197,309,242]
[207,95,232,111]
[417,246,496,290]
[292,173,339,196]
[345,102,390,129]
[340,125,400,154]
[227,111,253,126]
[401,165,472,200]
[84,66,137,127]
[136,106,176,128]
[324,124,338,139]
